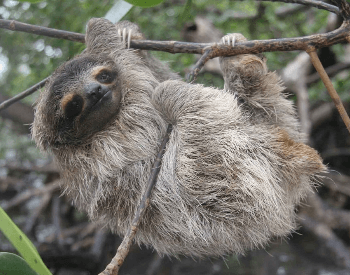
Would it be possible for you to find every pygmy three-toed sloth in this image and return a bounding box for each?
[32,18,325,257]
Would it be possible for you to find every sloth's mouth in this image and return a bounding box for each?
[89,89,112,109]
[95,90,112,106]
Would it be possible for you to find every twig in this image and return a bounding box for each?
[24,192,52,235]
[52,195,64,247]
[258,0,340,15]
[295,81,311,140]
[1,7,350,112]
[276,4,308,18]
[298,213,350,268]
[1,180,60,211]
[322,148,350,159]
[307,62,350,85]
[90,228,108,257]
[0,20,85,42]
[322,172,350,197]
[0,13,349,56]
[99,124,173,275]
[308,50,350,134]
[188,49,213,82]
[145,254,163,275]
[0,77,49,111]
[331,0,350,20]
[5,163,59,174]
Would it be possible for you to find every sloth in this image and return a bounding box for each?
[32,18,325,257]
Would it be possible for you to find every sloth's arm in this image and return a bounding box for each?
[152,80,240,125]
[220,33,301,140]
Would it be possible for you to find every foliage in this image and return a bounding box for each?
[124,0,164,7]
[0,252,39,275]
[0,0,344,100]
[0,207,51,275]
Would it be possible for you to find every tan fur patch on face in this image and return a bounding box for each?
[61,93,75,111]
[91,66,110,78]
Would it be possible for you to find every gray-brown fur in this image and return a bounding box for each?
[32,18,325,257]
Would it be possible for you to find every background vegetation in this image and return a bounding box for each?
[1,0,350,274]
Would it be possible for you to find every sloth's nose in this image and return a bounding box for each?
[84,83,109,107]
[85,83,107,99]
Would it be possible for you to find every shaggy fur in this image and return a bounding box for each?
[32,18,325,257]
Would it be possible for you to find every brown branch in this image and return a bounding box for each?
[0,77,49,112]
[307,62,350,85]
[1,15,349,56]
[259,0,340,15]
[24,192,52,234]
[276,4,309,18]
[1,11,350,112]
[298,213,350,268]
[308,50,350,134]
[1,180,60,211]
[0,20,85,43]
[331,0,350,20]
[188,49,214,82]
[322,172,350,197]
[99,124,173,275]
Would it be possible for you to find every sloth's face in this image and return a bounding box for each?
[33,55,122,148]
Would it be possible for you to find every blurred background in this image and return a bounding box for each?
[0,0,350,274]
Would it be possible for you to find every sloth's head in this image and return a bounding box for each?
[32,54,122,150]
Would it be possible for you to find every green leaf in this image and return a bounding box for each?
[124,0,164,8]
[0,207,51,275]
[0,252,39,275]
[16,0,43,3]
[178,0,193,26]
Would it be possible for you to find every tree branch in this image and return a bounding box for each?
[0,20,85,42]
[0,77,49,112]
[1,14,349,111]
[98,124,173,275]
[308,50,350,134]
[0,13,349,57]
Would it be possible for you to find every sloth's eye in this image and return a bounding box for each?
[65,95,84,118]
[96,70,116,84]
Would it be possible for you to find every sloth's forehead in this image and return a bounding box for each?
[49,55,115,96]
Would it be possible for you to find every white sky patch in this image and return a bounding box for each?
[0,53,9,80]
[22,2,30,10]
[18,64,30,76]
[45,45,54,57]
[38,2,47,9]
[0,6,10,19]
[4,0,18,8]
[33,39,45,52]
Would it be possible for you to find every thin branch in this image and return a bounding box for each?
[0,77,49,111]
[331,0,350,20]
[188,49,213,82]
[1,16,349,56]
[258,0,340,15]
[307,62,350,85]
[1,180,60,211]
[298,213,350,268]
[276,4,308,18]
[308,50,350,134]
[24,192,52,235]
[99,124,173,275]
[0,20,85,43]
[1,11,350,112]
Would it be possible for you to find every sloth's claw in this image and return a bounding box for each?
[128,29,132,49]
[221,34,236,47]
[117,28,133,49]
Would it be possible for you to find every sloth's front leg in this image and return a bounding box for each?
[219,33,268,95]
